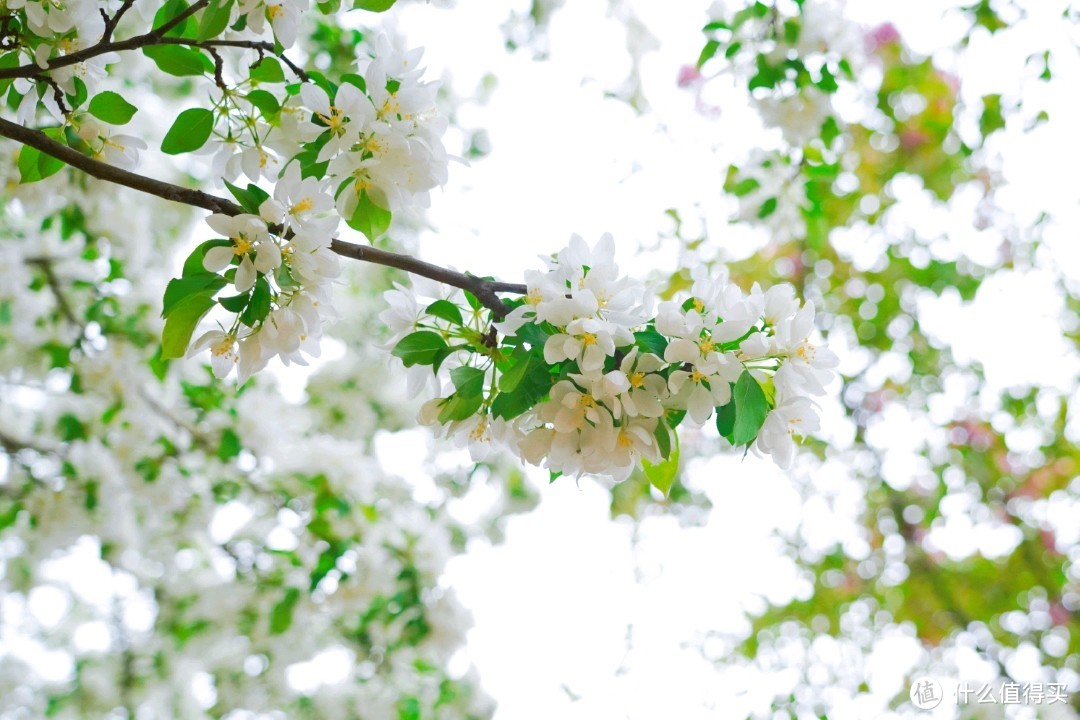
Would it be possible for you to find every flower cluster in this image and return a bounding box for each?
[182,164,341,382]
[172,39,448,379]
[390,234,837,482]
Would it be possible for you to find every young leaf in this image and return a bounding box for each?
[182,239,231,277]
[731,370,769,446]
[218,291,251,313]
[240,276,272,327]
[425,299,463,326]
[654,419,672,460]
[161,293,217,359]
[223,179,267,215]
[437,392,483,423]
[162,273,226,318]
[498,355,533,393]
[197,0,233,41]
[161,107,215,155]
[715,395,736,442]
[450,365,485,399]
[153,0,197,38]
[18,146,65,184]
[143,45,214,76]
[353,0,397,11]
[87,91,138,125]
[634,328,668,357]
[249,58,286,84]
[247,89,280,119]
[643,445,679,497]
[346,190,392,240]
[391,331,448,367]
[697,40,720,69]
[269,587,300,634]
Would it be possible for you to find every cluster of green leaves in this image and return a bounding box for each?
[698,0,854,94]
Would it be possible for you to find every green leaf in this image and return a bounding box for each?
[353,0,396,11]
[729,176,761,197]
[18,145,65,184]
[154,0,197,38]
[816,65,839,93]
[634,328,668,357]
[182,239,231,277]
[425,299,463,326]
[223,179,269,215]
[341,72,367,93]
[87,91,138,125]
[643,444,679,496]
[197,0,233,41]
[757,196,778,219]
[218,291,251,313]
[748,55,780,91]
[463,290,483,312]
[161,293,217,359]
[731,370,769,446]
[269,587,300,634]
[715,396,736,442]
[697,39,721,69]
[450,366,485,399]
[217,427,242,460]
[498,355,532,393]
[437,392,483,423]
[161,107,215,155]
[143,45,213,76]
[391,331,448,367]
[249,57,285,83]
[346,190,392,240]
[162,273,226,318]
[247,89,280,119]
[490,359,553,420]
[654,419,672,459]
[979,94,1006,138]
[240,276,272,327]
[67,77,88,110]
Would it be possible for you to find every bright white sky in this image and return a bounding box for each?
[368,0,1080,718]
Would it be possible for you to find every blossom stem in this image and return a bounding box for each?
[0,117,526,316]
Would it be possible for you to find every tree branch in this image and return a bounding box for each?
[0,117,525,316]
[102,0,137,43]
[0,0,219,81]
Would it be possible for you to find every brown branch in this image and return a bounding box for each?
[25,257,81,327]
[103,0,137,43]
[0,117,525,316]
[0,0,211,80]
[329,241,525,318]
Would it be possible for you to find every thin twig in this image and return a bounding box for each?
[0,118,525,316]
[25,257,81,326]
[103,0,137,43]
[0,0,212,80]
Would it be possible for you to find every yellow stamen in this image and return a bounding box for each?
[630,372,646,388]
[581,333,597,346]
[698,338,715,354]
[291,198,314,214]
[690,369,706,384]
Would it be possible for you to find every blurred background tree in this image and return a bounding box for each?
[0,0,1077,718]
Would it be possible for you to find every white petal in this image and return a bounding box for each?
[235,256,256,293]
[203,246,234,272]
